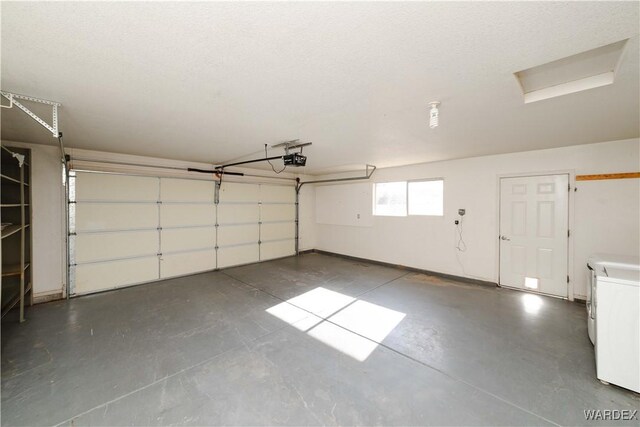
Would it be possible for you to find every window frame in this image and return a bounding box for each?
[407,178,445,217]
[372,178,445,217]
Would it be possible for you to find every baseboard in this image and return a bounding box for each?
[306,249,497,288]
[33,291,64,304]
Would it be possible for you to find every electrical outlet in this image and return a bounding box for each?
[458,209,466,216]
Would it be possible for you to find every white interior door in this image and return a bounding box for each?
[499,174,569,297]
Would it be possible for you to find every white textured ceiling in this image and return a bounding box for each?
[1,2,638,173]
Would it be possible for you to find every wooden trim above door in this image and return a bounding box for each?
[576,172,640,181]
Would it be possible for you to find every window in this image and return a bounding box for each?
[373,182,407,216]
[373,179,444,216]
[408,179,444,216]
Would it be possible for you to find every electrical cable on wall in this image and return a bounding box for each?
[453,211,485,282]
[455,216,467,252]
[454,213,468,275]
[454,212,467,276]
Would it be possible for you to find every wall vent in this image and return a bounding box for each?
[514,39,628,103]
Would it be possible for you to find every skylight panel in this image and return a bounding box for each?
[515,39,628,103]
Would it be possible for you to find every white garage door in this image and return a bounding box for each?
[71,172,160,295]
[216,182,296,267]
[217,182,261,268]
[259,184,296,261]
[159,178,217,279]
[70,171,295,295]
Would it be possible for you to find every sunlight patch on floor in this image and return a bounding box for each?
[266,287,406,361]
[328,299,406,343]
[521,293,544,315]
[284,287,356,318]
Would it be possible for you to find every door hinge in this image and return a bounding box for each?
[567,275,570,283]
[568,184,571,192]
[568,229,570,238]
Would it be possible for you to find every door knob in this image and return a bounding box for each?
[500,235,510,241]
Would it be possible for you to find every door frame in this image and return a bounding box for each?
[495,169,576,300]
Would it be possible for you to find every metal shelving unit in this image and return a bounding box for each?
[1,146,32,322]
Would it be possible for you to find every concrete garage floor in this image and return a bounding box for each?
[2,254,638,426]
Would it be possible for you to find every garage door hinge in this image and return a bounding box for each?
[157,252,162,257]
[258,241,262,245]
[69,232,77,236]
[157,227,163,231]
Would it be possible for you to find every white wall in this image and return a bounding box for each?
[313,139,640,299]
[1,141,66,300]
[316,183,374,227]
[4,138,637,301]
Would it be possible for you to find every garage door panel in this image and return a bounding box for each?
[75,172,158,202]
[219,182,259,203]
[261,204,295,222]
[218,244,259,268]
[261,222,295,240]
[72,171,300,295]
[161,204,215,228]
[160,250,216,279]
[75,203,158,232]
[260,185,295,203]
[217,204,259,224]
[75,231,158,264]
[75,257,159,295]
[261,240,295,261]
[218,224,259,246]
[161,227,216,253]
[161,178,215,203]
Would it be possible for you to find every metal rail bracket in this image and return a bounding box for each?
[1,91,61,137]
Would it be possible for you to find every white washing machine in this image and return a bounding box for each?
[586,254,640,345]
[593,266,640,393]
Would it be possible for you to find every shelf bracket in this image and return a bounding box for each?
[0,91,61,138]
